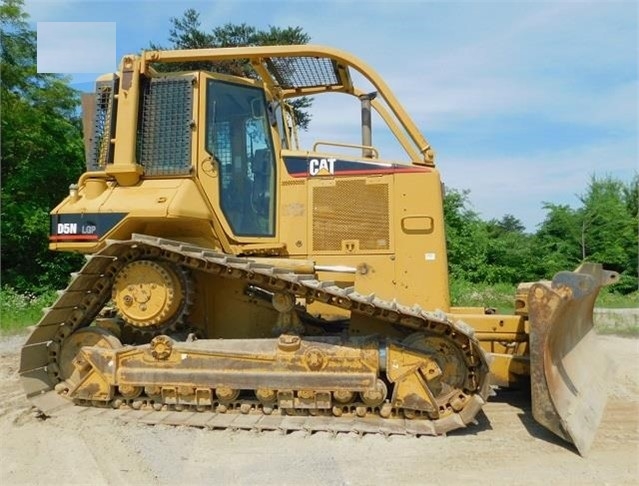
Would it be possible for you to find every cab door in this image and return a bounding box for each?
[197,75,277,241]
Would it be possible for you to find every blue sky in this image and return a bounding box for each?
[26,0,638,232]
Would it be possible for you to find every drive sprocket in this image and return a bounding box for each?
[112,259,191,335]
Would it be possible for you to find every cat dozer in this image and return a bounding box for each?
[19,45,617,455]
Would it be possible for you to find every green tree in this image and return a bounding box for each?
[444,188,540,284]
[492,214,525,233]
[533,203,582,278]
[150,8,312,129]
[1,0,84,292]
[622,174,638,218]
[578,175,638,292]
[443,187,490,282]
[484,215,534,284]
[533,175,638,292]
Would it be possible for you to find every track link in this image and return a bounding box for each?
[20,234,491,435]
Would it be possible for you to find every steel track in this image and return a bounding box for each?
[20,234,491,435]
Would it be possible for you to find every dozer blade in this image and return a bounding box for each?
[528,263,619,456]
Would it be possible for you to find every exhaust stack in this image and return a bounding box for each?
[359,92,377,158]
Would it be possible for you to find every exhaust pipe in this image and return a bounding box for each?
[359,92,377,158]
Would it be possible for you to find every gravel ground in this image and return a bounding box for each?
[1,331,637,485]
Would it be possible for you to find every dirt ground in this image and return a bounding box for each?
[1,331,637,486]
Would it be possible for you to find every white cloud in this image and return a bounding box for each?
[374,2,637,129]
[442,137,637,231]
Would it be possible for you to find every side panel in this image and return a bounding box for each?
[49,179,220,252]
[280,153,450,311]
[279,178,308,256]
[392,169,450,311]
[189,273,279,339]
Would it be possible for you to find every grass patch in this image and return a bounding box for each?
[596,288,639,309]
[0,286,57,334]
[450,280,638,319]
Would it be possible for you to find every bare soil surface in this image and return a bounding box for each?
[1,331,637,485]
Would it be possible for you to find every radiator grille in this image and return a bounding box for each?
[87,79,117,170]
[265,56,340,89]
[137,77,193,175]
[312,180,390,252]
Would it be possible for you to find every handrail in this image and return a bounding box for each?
[312,141,379,159]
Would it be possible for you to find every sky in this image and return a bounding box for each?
[25,0,638,232]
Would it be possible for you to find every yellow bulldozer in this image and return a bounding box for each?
[20,45,618,455]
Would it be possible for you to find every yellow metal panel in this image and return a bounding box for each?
[279,179,308,255]
[167,179,213,220]
[449,313,525,334]
[392,169,450,311]
[488,354,530,388]
[110,55,142,184]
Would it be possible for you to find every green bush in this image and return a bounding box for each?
[596,287,639,309]
[449,280,516,314]
[0,286,57,333]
